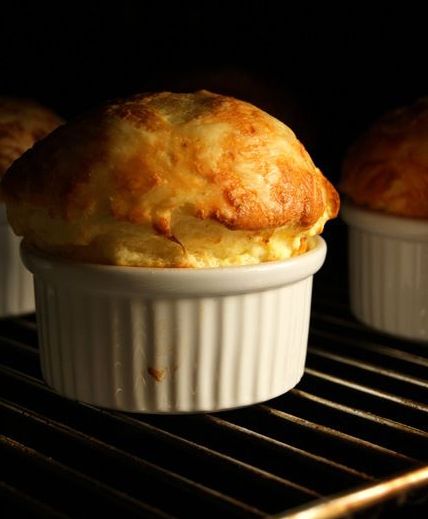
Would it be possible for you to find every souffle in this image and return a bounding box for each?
[0,97,62,179]
[341,97,428,219]
[2,91,339,267]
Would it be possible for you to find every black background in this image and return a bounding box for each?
[1,1,426,185]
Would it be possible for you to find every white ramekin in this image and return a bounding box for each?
[21,237,326,413]
[342,201,428,342]
[0,205,35,317]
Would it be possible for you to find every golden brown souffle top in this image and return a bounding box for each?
[0,97,63,178]
[341,97,428,219]
[1,91,339,267]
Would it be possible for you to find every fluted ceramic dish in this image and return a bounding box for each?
[342,201,428,342]
[0,205,35,317]
[21,236,327,413]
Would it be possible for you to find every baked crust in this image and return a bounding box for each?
[0,97,62,178]
[341,98,428,219]
[2,91,339,267]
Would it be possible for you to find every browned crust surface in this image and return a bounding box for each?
[0,97,63,178]
[2,91,338,248]
[341,98,428,219]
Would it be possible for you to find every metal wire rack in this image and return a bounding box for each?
[1,241,427,518]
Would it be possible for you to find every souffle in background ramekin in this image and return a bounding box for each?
[0,97,62,317]
[341,98,428,342]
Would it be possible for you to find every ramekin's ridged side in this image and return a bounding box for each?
[35,278,313,412]
[0,223,35,317]
[349,227,428,341]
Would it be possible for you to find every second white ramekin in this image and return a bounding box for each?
[0,205,35,317]
[21,237,327,413]
[342,201,428,342]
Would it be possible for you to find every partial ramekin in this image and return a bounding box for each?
[21,237,326,413]
[0,205,35,317]
[342,201,428,342]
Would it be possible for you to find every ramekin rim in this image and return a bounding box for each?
[21,235,325,273]
[20,236,327,296]
[341,200,428,239]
